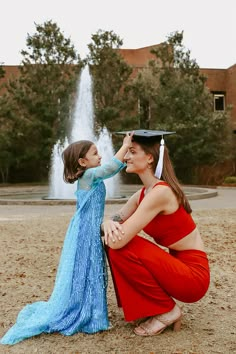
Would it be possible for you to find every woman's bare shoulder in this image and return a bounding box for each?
[148,183,172,198]
[151,183,179,211]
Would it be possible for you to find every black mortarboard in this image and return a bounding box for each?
[116,129,175,178]
[116,129,175,142]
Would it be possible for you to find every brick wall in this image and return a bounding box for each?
[118,44,160,68]
[0,65,20,85]
[200,68,227,91]
[201,65,236,130]
[226,65,236,129]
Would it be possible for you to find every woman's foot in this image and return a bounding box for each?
[134,304,182,336]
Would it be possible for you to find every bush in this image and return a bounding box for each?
[223,176,236,184]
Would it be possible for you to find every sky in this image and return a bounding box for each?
[1,0,235,69]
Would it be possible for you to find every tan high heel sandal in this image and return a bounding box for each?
[134,305,182,336]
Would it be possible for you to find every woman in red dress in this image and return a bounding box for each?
[102,130,210,336]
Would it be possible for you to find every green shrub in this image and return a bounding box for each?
[223,176,236,184]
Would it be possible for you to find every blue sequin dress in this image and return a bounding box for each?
[0,157,125,345]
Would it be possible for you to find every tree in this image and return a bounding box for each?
[0,64,5,79]
[128,31,232,183]
[86,29,134,133]
[0,20,82,182]
[0,94,15,182]
[126,66,160,129]
[19,20,82,142]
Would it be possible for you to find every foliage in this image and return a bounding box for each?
[0,64,5,79]
[0,20,82,182]
[125,66,160,129]
[128,31,233,183]
[223,176,236,184]
[19,20,82,142]
[0,94,15,182]
[86,29,135,134]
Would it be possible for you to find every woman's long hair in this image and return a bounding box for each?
[62,140,93,184]
[136,138,192,213]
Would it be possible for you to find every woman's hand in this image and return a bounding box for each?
[102,220,124,245]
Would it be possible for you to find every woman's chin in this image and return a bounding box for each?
[125,167,133,174]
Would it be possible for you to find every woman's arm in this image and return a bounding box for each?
[104,186,172,249]
[101,189,141,244]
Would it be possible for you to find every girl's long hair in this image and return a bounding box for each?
[62,140,93,184]
[135,138,192,213]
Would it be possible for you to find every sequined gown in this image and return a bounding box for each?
[0,157,125,345]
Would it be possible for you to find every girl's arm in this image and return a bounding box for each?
[84,133,133,184]
[110,189,141,223]
[104,185,172,249]
[114,132,133,162]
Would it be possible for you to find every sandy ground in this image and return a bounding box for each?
[0,195,236,353]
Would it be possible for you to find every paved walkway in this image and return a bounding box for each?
[0,185,235,221]
[188,187,236,210]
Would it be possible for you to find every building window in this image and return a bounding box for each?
[213,92,225,111]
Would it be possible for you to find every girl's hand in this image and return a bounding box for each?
[102,220,124,245]
[123,131,133,147]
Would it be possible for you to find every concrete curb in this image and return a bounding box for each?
[0,185,218,205]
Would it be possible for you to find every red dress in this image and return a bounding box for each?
[107,182,210,321]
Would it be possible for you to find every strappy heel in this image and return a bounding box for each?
[172,315,182,332]
[134,304,182,336]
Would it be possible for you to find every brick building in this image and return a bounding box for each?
[118,45,236,132]
[1,44,236,131]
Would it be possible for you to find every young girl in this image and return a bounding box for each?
[0,133,132,345]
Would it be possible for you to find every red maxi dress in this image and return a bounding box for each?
[106,182,210,322]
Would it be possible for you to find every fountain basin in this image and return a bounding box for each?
[0,184,218,205]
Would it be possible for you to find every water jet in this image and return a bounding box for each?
[48,65,120,200]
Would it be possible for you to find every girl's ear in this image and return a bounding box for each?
[78,158,87,167]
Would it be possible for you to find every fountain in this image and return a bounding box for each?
[0,68,218,205]
[48,65,121,200]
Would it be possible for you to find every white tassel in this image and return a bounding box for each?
[155,138,164,179]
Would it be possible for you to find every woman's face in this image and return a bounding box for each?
[124,142,153,174]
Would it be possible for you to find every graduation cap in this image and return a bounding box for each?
[116,129,175,139]
[116,129,176,179]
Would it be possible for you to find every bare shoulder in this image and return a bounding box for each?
[143,184,175,210]
[153,183,179,211]
[153,183,173,196]
[147,183,172,198]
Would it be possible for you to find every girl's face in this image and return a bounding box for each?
[124,142,153,174]
[80,144,101,169]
